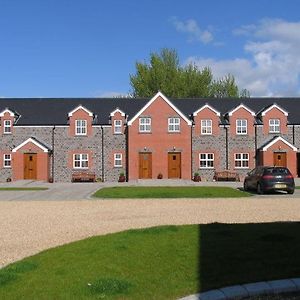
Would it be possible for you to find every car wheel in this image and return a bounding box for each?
[287,189,294,195]
[243,181,249,191]
[257,183,264,194]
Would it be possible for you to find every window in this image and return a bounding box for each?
[114,120,122,134]
[201,119,212,135]
[114,153,122,167]
[168,117,180,132]
[199,153,214,168]
[75,120,87,135]
[73,154,89,168]
[3,154,11,168]
[139,118,151,132]
[236,119,247,134]
[4,120,11,134]
[235,153,249,168]
[269,119,280,133]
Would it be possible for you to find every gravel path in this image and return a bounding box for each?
[1,197,300,267]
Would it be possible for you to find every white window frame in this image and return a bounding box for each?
[4,120,12,134]
[75,120,87,136]
[234,153,249,169]
[269,119,280,133]
[168,117,180,132]
[199,153,214,169]
[3,154,11,168]
[139,117,151,133]
[114,120,122,134]
[114,153,122,167]
[236,119,247,135]
[73,154,89,169]
[201,119,212,135]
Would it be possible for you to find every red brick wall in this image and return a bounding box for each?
[193,107,220,135]
[229,107,255,136]
[69,108,93,136]
[128,95,192,180]
[1,112,14,135]
[262,107,288,134]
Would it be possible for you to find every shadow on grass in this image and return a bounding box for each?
[199,222,300,292]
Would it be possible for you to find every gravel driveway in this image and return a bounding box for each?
[1,197,300,268]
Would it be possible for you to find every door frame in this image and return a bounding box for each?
[273,151,287,167]
[168,152,181,179]
[139,152,152,179]
[24,153,38,180]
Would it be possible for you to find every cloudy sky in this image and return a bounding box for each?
[1,0,300,97]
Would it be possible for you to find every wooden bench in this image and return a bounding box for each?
[214,170,240,182]
[72,172,96,182]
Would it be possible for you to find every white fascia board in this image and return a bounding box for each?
[261,103,288,116]
[262,136,297,152]
[68,105,93,117]
[110,108,125,117]
[127,91,192,126]
[193,104,220,116]
[0,108,15,117]
[228,104,255,116]
[12,138,49,153]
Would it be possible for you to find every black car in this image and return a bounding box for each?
[244,166,295,194]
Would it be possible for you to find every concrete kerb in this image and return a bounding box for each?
[179,278,300,300]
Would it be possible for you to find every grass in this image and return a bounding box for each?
[1,223,300,299]
[0,187,48,191]
[93,186,250,198]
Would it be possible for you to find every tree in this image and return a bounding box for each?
[130,48,249,98]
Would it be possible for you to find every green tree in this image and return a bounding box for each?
[130,48,249,98]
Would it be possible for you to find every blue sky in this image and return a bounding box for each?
[1,0,300,97]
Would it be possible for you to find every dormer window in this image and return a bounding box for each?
[75,120,87,136]
[4,120,12,134]
[201,119,212,135]
[269,119,280,133]
[114,120,122,134]
[236,119,247,135]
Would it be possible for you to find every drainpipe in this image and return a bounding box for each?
[191,122,193,180]
[101,126,104,182]
[125,123,129,182]
[225,126,228,170]
[293,124,295,145]
[51,125,55,182]
[254,125,258,167]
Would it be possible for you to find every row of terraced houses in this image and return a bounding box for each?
[0,91,300,182]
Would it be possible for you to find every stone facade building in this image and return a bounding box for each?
[0,92,299,182]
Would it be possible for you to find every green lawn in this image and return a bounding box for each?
[0,187,48,191]
[1,223,300,299]
[93,186,250,198]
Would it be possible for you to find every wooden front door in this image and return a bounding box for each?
[168,152,181,178]
[139,153,152,179]
[24,153,37,179]
[273,152,287,167]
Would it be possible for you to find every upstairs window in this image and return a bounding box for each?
[269,119,280,133]
[75,120,87,136]
[236,119,247,135]
[199,153,214,168]
[168,117,180,132]
[114,153,122,167]
[201,119,212,135]
[139,117,151,132]
[3,154,11,168]
[73,154,89,169]
[4,120,12,134]
[114,120,122,134]
[234,153,249,168]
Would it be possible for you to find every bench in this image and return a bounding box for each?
[214,170,240,182]
[72,172,96,182]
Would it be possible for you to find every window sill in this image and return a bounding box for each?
[114,166,123,168]
[199,167,215,169]
[3,166,11,169]
[234,167,249,169]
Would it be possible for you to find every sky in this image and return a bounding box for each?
[1,0,300,98]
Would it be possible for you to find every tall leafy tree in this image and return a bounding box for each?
[130,48,249,98]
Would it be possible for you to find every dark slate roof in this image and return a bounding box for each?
[0,97,300,125]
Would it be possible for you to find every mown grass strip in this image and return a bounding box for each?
[93,186,250,198]
[0,223,300,299]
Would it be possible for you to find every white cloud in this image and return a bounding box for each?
[171,17,213,44]
[186,19,300,96]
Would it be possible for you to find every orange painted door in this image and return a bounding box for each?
[139,153,152,179]
[24,154,37,179]
[273,152,287,167]
[168,153,181,178]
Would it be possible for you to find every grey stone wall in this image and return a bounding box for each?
[102,127,126,182]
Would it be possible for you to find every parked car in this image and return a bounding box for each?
[244,166,295,194]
